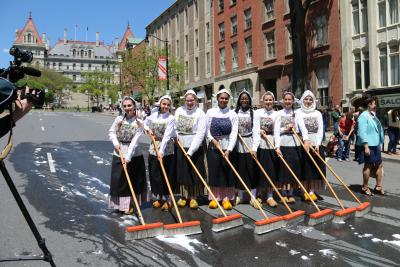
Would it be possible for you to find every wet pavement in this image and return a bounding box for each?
[0,111,399,266]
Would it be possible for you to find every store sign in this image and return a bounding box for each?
[378,94,400,108]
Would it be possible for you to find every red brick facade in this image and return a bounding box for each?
[214,0,342,107]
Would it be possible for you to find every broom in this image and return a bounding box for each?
[212,140,284,234]
[176,140,243,232]
[310,146,371,217]
[150,134,202,236]
[262,133,334,226]
[292,130,357,222]
[117,149,164,240]
[237,134,305,224]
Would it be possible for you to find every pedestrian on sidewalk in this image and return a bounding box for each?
[331,104,341,134]
[108,97,146,214]
[354,107,364,161]
[337,112,355,161]
[357,94,385,196]
[174,90,206,210]
[387,109,400,155]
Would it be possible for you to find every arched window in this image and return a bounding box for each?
[88,50,92,58]
[72,49,76,57]
[80,50,84,58]
[73,63,76,70]
[27,33,32,43]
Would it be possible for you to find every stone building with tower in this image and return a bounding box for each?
[13,13,140,88]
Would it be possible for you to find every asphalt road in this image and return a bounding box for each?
[0,111,399,267]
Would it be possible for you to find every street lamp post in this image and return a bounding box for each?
[145,34,170,95]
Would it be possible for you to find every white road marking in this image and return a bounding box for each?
[47,153,56,173]
[41,126,45,131]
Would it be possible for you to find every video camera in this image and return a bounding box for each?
[0,46,45,111]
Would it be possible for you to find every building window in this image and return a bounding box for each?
[313,15,328,46]
[102,64,104,71]
[316,67,329,107]
[231,15,237,36]
[81,63,84,70]
[88,64,92,70]
[52,62,56,69]
[176,40,180,55]
[286,25,292,54]
[206,52,211,74]
[245,37,252,67]
[354,53,362,89]
[390,45,399,85]
[232,42,238,71]
[58,62,62,69]
[185,34,188,52]
[88,50,92,58]
[389,0,399,24]
[206,23,210,43]
[195,57,199,77]
[73,49,76,57]
[244,9,252,29]
[73,63,76,70]
[380,47,388,86]
[195,29,199,48]
[265,31,275,60]
[378,1,386,27]
[363,52,370,89]
[80,50,84,58]
[219,22,225,41]
[185,61,189,80]
[352,2,360,35]
[219,47,226,74]
[73,75,76,81]
[264,0,275,21]
[361,0,368,33]
[218,0,224,12]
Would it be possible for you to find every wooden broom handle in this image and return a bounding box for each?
[149,134,183,223]
[261,133,321,212]
[311,146,362,204]
[237,134,293,213]
[117,148,145,225]
[176,139,227,217]
[291,130,345,210]
[212,139,268,219]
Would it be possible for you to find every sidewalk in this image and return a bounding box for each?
[324,131,400,163]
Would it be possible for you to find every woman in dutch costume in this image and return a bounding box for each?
[144,95,176,211]
[252,91,279,207]
[206,89,238,210]
[274,91,310,204]
[108,97,146,214]
[297,90,325,201]
[232,89,260,209]
[175,90,206,209]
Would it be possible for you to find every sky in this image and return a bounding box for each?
[0,0,175,67]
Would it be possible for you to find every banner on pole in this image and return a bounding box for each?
[158,56,167,81]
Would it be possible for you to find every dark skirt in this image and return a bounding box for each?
[148,154,175,196]
[257,148,278,188]
[302,146,326,181]
[231,151,258,190]
[207,148,235,187]
[278,146,303,185]
[175,144,206,186]
[109,155,146,197]
[358,146,382,166]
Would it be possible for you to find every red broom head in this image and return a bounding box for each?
[356,202,370,211]
[126,222,164,232]
[255,216,283,226]
[309,209,333,219]
[163,221,201,230]
[335,207,357,217]
[283,210,305,221]
[212,214,242,224]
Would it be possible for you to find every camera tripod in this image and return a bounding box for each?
[0,160,56,266]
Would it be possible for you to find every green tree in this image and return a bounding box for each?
[122,45,184,104]
[16,67,72,106]
[79,70,117,107]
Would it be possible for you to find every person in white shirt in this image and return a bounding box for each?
[232,89,259,209]
[297,90,325,201]
[175,90,206,209]
[108,97,146,214]
[252,91,279,207]
[274,91,310,204]
[144,95,176,211]
[206,89,238,210]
